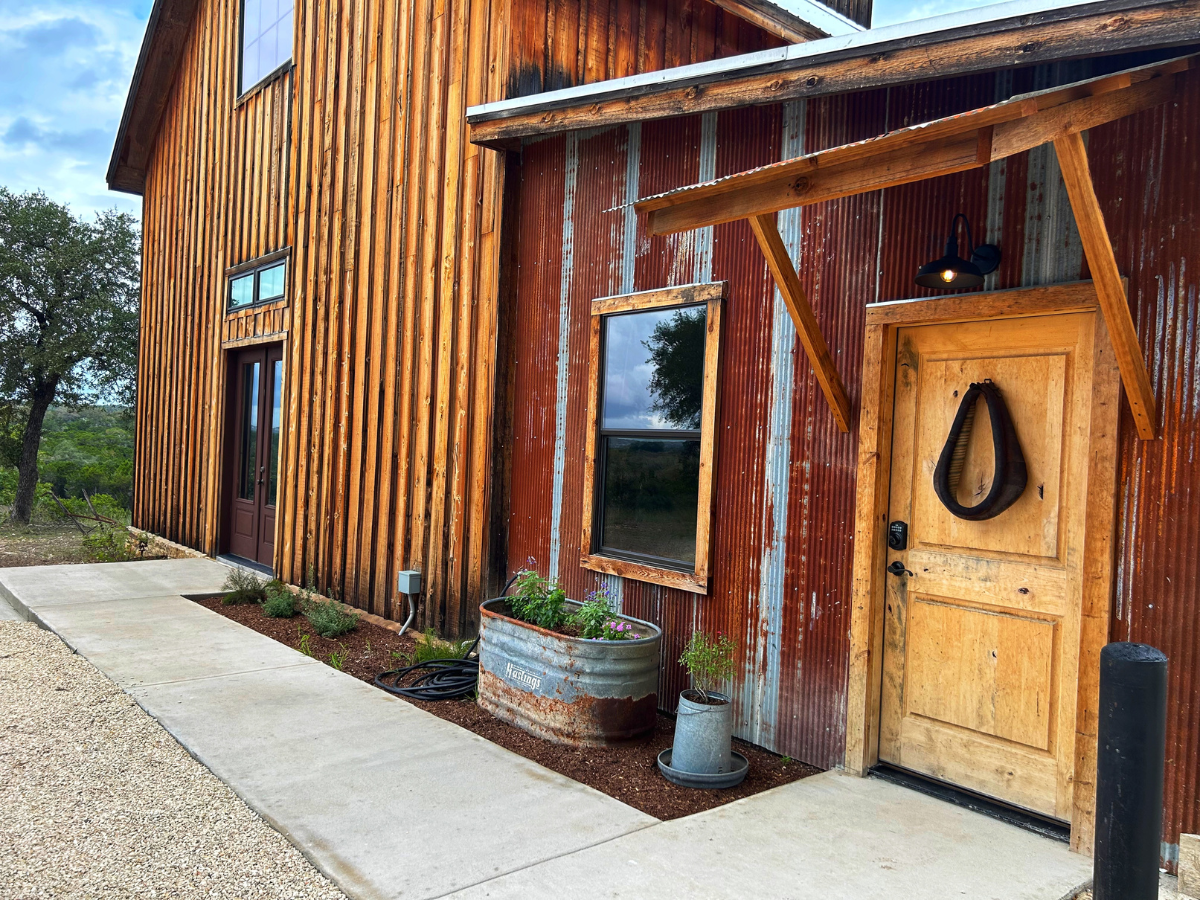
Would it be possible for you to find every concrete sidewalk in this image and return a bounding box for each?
[1,560,1094,900]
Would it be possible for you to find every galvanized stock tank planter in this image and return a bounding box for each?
[477,598,662,746]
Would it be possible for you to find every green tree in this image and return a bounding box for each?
[0,190,140,524]
[645,307,706,429]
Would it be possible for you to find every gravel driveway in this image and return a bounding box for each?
[0,620,347,900]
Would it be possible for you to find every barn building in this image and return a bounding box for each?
[110,0,1200,864]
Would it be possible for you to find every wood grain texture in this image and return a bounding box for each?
[1054,131,1158,440]
[749,213,851,432]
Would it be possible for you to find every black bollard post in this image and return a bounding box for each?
[1093,641,1168,900]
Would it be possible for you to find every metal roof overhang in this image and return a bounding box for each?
[466,0,1200,149]
[634,54,1198,440]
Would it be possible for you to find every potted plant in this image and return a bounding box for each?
[477,564,662,746]
[657,630,749,788]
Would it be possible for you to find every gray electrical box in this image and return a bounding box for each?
[397,570,422,595]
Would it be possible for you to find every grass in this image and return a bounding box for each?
[404,628,472,665]
[0,521,142,567]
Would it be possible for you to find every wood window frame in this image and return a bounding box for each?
[580,281,726,595]
[225,248,291,313]
[842,281,1122,854]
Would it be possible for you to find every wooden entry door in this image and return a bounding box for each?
[879,311,1110,821]
[226,345,283,568]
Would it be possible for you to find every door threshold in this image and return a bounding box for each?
[869,764,1070,844]
[217,554,275,578]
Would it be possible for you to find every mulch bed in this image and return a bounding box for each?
[195,597,820,819]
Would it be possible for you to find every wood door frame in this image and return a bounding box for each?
[843,280,1123,853]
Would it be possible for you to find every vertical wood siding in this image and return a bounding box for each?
[135,0,780,634]
[504,65,1200,859]
[507,0,786,97]
[135,0,511,634]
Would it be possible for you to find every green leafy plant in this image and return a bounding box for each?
[679,630,735,703]
[569,585,641,641]
[302,596,359,638]
[261,580,298,618]
[328,643,348,671]
[508,565,568,630]
[81,526,135,563]
[298,632,313,657]
[221,568,267,605]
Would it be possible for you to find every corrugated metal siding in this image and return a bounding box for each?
[506,67,1200,858]
[1092,78,1200,863]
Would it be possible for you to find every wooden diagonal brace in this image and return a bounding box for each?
[749,213,852,433]
[1053,132,1157,440]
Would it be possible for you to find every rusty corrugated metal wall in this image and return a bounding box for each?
[504,59,1200,861]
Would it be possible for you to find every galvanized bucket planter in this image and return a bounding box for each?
[657,690,748,789]
[477,598,662,746]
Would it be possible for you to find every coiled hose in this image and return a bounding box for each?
[373,573,517,702]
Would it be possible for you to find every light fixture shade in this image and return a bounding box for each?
[915,213,1001,291]
[915,254,984,290]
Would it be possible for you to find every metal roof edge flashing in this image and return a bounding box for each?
[466,0,1182,124]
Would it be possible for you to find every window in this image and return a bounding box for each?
[240,0,293,95]
[581,282,725,594]
[227,253,288,312]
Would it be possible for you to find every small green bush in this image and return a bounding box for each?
[679,630,735,703]
[82,526,135,563]
[221,567,267,605]
[261,580,297,618]
[509,567,568,630]
[302,597,359,638]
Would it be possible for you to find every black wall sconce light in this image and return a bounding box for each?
[915,213,1001,290]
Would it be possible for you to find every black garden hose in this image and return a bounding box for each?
[373,573,518,702]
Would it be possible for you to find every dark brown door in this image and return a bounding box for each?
[226,345,283,567]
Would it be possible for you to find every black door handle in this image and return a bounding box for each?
[257,465,264,486]
[887,560,913,577]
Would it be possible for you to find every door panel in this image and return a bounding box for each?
[879,313,1098,821]
[225,345,283,569]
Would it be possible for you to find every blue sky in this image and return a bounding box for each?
[1,0,1043,221]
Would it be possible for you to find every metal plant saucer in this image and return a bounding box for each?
[656,748,749,789]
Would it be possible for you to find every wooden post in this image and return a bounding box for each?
[1054,132,1157,440]
[748,213,852,433]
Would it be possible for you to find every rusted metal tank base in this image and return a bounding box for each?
[478,670,657,746]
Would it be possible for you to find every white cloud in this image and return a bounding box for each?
[872,0,1022,28]
[0,0,150,220]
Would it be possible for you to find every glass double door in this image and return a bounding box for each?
[227,345,283,567]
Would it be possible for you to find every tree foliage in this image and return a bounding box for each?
[0,189,140,522]
[645,308,706,430]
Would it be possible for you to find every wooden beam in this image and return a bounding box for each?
[1054,132,1157,440]
[748,213,851,432]
[650,132,987,235]
[467,0,1200,148]
[641,59,1187,235]
[705,0,829,43]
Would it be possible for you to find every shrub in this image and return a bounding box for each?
[302,597,359,638]
[679,630,735,703]
[82,526,136,563]
[261,580,297,618]
[509,566,568,630]
[221,568,267,605]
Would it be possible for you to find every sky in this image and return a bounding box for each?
[0,0,1060,223]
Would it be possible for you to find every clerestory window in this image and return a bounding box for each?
[240,0,294,96]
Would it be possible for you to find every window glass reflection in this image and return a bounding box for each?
[602,306,705,431]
